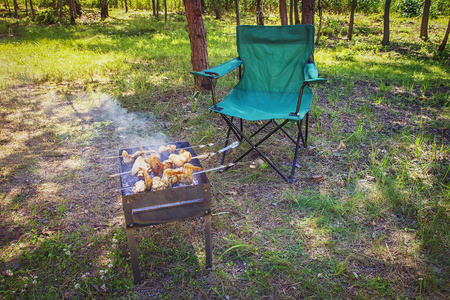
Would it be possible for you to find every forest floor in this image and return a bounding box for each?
[1,9,450,300]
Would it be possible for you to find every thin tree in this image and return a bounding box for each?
[157,0,159,19]
[438,18,450,52]
[164,0,167,23]
[25,0,28,16]
[184,0,211,90]
[289,0,293,25]
[316,0,323,45]
[294,0,300,24]
[29,0,35,20]
[13,0,19,17]
[348,0,357,40]
[101,0,108,19]
[235,0,240,26]
[280,0,288,25]
[420,0,431,40]
[124,0,128,13]
[302,0,315,25]
[152,0,156,17]
[256,0,264,25]
[66,0,77,24]
[212,0,221,20]
[381,0,391,45]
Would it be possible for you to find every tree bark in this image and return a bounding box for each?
[381,0,391,46]
[184,0,211,90]
[294,0,299,24]
[316,0,323,45]
[156,0,159,19]
[66,0,76,24]
[302,0,315,25]
[256,0,264,25]
[420,0,431,40]
[235,0,240,26]
[212,0,221,20]
[348,0,357,40]
[13,0,19,17]
[101,0,108,19]
[280,0,288,25]
[438,18,450,52]
[289,0,293,25]
[152,0,156,17]
[29,0,35,20]
[125,0,128,13]
[164,0,167,23]
[25,0,28,16]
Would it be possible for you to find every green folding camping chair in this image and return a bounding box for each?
[191,25,326,183]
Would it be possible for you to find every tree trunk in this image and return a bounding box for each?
[420,0,431,40]
[348,0,357,40]
[294,0,300,24]
[381,0,391,46]
[13,0,19,17]
[438,18,450,52]
[164,0,167,23]
[280,0,288,25]
[256,0,264,25]
[4,0,11,17]
[152,0,156,17]
[315,0,323,45]
[101,0,108,19]
[235,0,240,26]
[212,0,221,20]
[74,0,82,16]
[66,0,76,24]
[29,0,35,20]
[156,0,159,19]
[25,0,28,17]
[289,0,293,25]
[184,0,211,91]
[125,0,128,13]
[302,0,315,25]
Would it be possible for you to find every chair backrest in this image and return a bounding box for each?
[236,25,315,94]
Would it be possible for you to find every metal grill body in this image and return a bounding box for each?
[118,142,212,284]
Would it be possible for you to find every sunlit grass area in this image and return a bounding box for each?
[0,9,449,299]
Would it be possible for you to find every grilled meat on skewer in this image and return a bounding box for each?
[131,156,150,176]
[168,149,192,168]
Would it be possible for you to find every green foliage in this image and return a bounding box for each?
[35,8,56,25]
[397,0,424,17]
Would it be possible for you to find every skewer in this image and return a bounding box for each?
[114,163,236,192]
[108,141,240,178]
[103,139,232,159]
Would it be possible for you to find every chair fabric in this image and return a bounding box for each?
[212,25,316,121]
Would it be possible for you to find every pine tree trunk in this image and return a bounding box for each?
[29,0,35,20]
[13,0,19,17]
[294,0,300,25]
[235,0,240,26]
[101,0,108,19]
[256,0,264,25]
[420,0,431,40]
[302,0,315,25]
[381,0,391,46]
[289,0,293,25]
[164,0,167,23]
[280,0,288,25]
[348,0,357,40]
[184,0,211,91]
[212,0,221,19]
[438,18,450,52]
[316,0,323,45]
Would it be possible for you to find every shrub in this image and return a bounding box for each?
[35,8,56,25]
[397,0,424,17]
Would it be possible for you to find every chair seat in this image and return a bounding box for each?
[210,87,313,121]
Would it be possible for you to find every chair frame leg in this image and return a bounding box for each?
[219,114,309,183]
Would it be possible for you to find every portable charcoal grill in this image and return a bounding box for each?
[117,141,212,284]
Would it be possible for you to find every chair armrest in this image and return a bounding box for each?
[190,57,243,79]
[304,61,327,83]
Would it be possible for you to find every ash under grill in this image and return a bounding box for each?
[118,141,212,284]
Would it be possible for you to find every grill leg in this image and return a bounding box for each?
[204,212,212,269]
[126,227,141,284]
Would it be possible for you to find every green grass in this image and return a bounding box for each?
[1,8,449,300]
